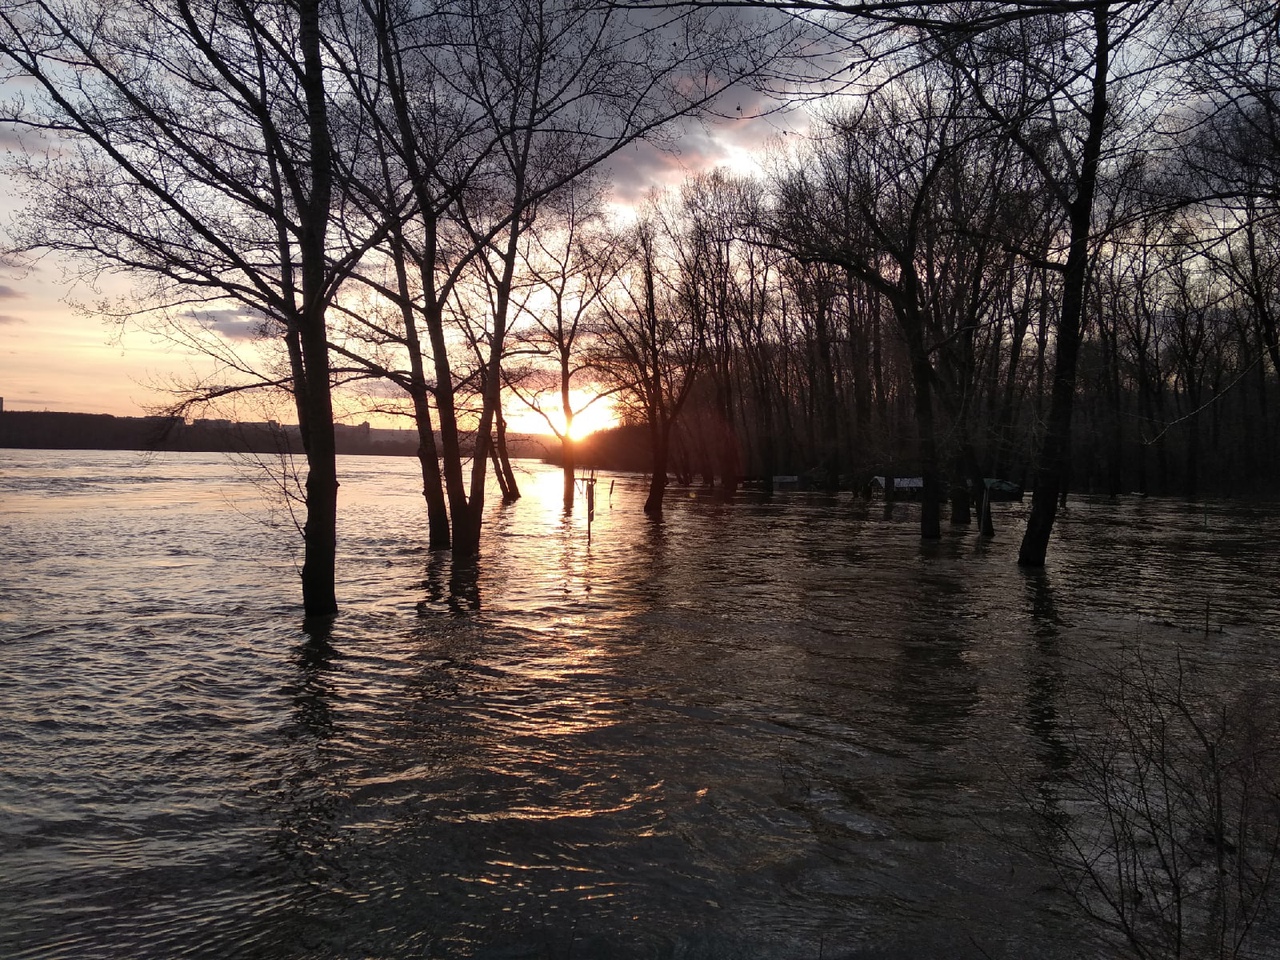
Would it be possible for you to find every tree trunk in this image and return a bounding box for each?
[717,413,741,500]
[906,325,941,540]
[296,0,337,619]
[1018,6,1109,568]
[494,412,520,502]
[379,14,472,559]
[298,340,339,619]
[1018,236,1091,566]
[847,270,874,458]
[645,420,669,516]
[561,435,576,510]
[428,296,474,558]
[490,445,511,502]
[412,390,451,549]
[386,211,449,549]
[1186,409,1200,500]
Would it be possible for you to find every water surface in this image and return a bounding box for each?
[2,450,1278,959]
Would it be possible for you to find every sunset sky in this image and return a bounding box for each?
[0,106,791,429]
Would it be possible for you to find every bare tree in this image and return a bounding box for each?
[675,170,787,496]
[772,62,1025,538]
[595,207,708,516]
[1,0,349,617]
[505,185,621,509]
[1027,648,1280,959]
[923,0,1186,563]
[338,0,794,558]
[1177,0,1280,378]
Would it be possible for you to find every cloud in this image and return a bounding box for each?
[603,103,806,207]
[349,379,410,401]
[604,119,759,204]
[0,284,27,300]
[604,141,689,205]
[0,314,26,325]
[188,307,271,341]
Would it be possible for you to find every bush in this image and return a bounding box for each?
[1029,648,1280,959]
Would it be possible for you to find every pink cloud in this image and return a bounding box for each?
[603,101,806,205]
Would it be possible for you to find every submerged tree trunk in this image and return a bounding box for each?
[901,303,941,540]
[385,203,450,549]
[1018,6,1110,568]
[296,0,338,619]
[412,391,451,549]
[494,412,521,503]
[914,373,942,540]
[645,420,670,516]
[298,323,338,619]
[961,444,994,537]
[1018,230,1091,567]
[561,435,576,510]
[716,414,741,500]
[489,433,512,502]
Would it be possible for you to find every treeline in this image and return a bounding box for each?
[0,410,557,459]
[3,0,1277,615]
[518,0,1280,544]
[560,164,1280,503]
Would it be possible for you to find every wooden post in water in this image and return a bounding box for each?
[586,473,596,544]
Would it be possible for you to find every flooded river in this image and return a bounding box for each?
[2,450,1278,959]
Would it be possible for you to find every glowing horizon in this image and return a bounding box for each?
[2,111,795,423]
[503,389,619,441]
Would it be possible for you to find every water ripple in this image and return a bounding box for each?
[3,452,1279,958]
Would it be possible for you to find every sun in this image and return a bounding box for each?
[565,395,618,440]
[503,389,620,440]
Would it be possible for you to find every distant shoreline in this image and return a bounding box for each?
[0,409,554,460]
